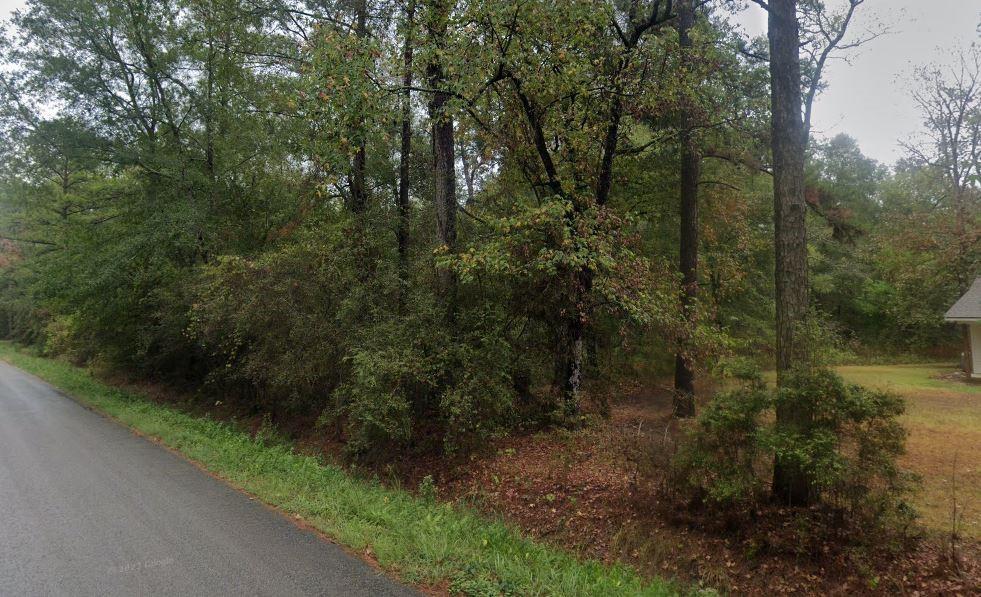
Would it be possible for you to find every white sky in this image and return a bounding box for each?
[0,0,21,21]
[3,0,980,166]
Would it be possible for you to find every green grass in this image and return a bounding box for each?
[835,363,981,396]
[836,363,981,539]
[0,342,677,596]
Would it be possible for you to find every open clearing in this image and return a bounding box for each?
[836,364,981,539]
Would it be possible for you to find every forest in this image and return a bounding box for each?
[0,0,979,594]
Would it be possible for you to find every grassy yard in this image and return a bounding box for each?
[836,363,981,539]
[0,343,676,597]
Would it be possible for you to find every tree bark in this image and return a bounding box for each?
[427,0,457,318]
[559,267,593,416]
[458,136,476,205]
[767,0,812,506]
[673,0,698,419]
[397,0,415,312]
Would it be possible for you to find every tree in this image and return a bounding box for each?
[349,0,370,214]
[424,0,458,317]
[751,0,870,505]
[764,0,812,504]
[905,47,981,293]
[673,0,700,419]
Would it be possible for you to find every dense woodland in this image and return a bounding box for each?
[0,0,979,548]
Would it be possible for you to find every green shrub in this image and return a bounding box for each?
[770,369,913,521]
[189,223,367,416]
[42,313,91,362]
[189,218,522,457]
[337,309,517,457]
[673,379,771,508]
[673,368,916,542]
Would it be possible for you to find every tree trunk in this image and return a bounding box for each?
[673,0,698,419]
[397,0,415,311]
[427,0,457,318]
[560,268,592,416]
[768,0,812,506]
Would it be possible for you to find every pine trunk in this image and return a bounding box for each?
[673,0,698,419]
[768,0,812,505]
[427,1,457,318]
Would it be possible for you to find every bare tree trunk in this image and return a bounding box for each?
[397,0,415,312]
[767,0,812,506]
[427,0,457,319]
[673,0,698,419]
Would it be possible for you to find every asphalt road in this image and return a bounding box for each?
[0,361,416,597]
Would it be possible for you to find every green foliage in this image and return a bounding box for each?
[804,133,974,354]
[674,369,916,539]
[338,308,517,456]
[772,370,913,513]
[673,379,772,507]
[451,199,680,332]
[190,221,364,414]
[0,0,964,474]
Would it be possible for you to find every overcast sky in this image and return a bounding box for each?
[3,0,980,166]
[733,0,981,166]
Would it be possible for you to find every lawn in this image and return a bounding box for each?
[836,363,981,539]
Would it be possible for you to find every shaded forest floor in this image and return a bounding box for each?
[122,362,980,595]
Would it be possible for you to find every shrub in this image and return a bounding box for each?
[672,379,772,509]
[770,369,914,525]
[672,368,916,543]
[42,313,93,363]
[189,218,521,457]
[337,308,517,457]
[189,223,366,416]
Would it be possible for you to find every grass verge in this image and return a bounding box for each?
[0,342,677,596]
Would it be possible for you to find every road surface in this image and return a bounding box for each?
[0,360,416,596]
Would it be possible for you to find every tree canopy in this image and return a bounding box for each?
[0,0,976,457]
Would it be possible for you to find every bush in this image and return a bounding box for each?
[191,220,519,457]
[673,379,772,509]
[189,223,367,416]
[673,368,916,543]
[337,308,517,457]
[771,369,914,523]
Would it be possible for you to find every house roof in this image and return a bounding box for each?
[946,277,981,321]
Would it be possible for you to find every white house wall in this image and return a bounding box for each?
[972,323,981,379]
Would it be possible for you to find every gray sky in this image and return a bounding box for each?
[732,1,981,166]
[0,0,20,22]
[3,0,980,166]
